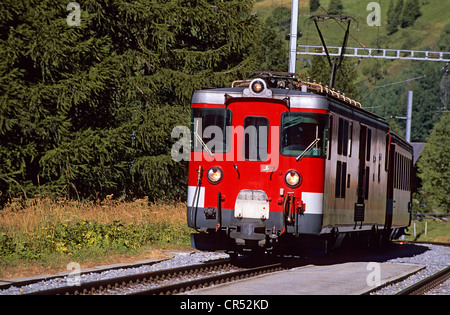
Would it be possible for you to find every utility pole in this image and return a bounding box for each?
[406,91,413,142]
[386,91,413,142]
[288,0,299,73]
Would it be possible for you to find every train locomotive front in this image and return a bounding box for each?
[187,77,329,254]
[186,75,413,255]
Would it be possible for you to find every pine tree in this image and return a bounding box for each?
[254,16,288,72]
[417,113,450,213]
[400,0,421,28]
[0,0,262,204]
[328,0,344,15]
[393,0,404,29]
[400,0,422,28]
[310,0,321,12]
[386,0,398,35]
[438,22,450,52]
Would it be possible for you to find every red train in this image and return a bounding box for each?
[187,73,412,255]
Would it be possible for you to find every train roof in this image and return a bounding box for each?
[192,77,389,130]
[192,87,328,110]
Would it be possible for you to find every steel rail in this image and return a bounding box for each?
[396,266,450,295]
[25,258,233,295]
[130,263,283,295]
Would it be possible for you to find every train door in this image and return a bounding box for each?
[225,100,286,246]
[385,141,395,230]
[355,124,368,224]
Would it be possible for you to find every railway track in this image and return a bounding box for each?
[25,258,235,295]
[395,266,450,295]
[9,240,448,295]
[131,263,283,295]
[24,258,283,295]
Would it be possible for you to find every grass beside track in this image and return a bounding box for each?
[403,219,450,243]
[0,198,191,279]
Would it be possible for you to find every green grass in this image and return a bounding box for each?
[254,0,450,81]
[403,219,450,243]
[0,198,191,279]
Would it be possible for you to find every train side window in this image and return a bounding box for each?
[385,133,390,171]
[394,152,398,189]
[366,128,372,162]
[335,161,347,198]
[402,155,406,190]
[335,161,341,198]
[328,115,333,160]
[337,118,349,156]
[364,166,370,200]
[243,116,268,161]
[348,121,353,157]
[407,158,411,191]
[343,120,349,156]
[402,154,406,190]
[338,118,343,155]
[341,162,347,198]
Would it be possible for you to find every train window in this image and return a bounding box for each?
[335,161,342,198]
[280,112,328,158]
[191,108,232,153]
[366,128,372,162]
[364,166,370,200]
[338,118,350,156]
[328,115,333,160]
[402,154,406,190]
[348,121,353,157]
[335,161,347,198]
[338,118,343,155]
[385,133,390,171]
[243,116,268,161]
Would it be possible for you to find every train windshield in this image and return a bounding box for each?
[191,108,232,153]
[280,112,328,158]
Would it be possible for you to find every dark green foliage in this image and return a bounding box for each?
[306,55,359,99]
[0,219,191,261]
[417,113,450,213]
[328,0,344,15]
[386,0,399,35]
[400,0,421,28]
[387,0,421,33]
[0,0,264,204]
[254,15,289,72]
[386,0,404,35]
[438,22,450,52]
[362,62,441,143]
[309,0,321,12]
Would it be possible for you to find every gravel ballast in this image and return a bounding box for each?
[1,243,448,295]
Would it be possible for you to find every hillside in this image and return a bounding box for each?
[254,0,450,75]
[254,0,450,50]
[253,0,450,141]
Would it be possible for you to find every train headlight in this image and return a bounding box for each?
[251,79,265,94]
[285,170,301,188]
[207,166,223,184]
[243,78,272,97]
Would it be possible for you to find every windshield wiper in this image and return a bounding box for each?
[194,132,214,158]
[296,137,320,162]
